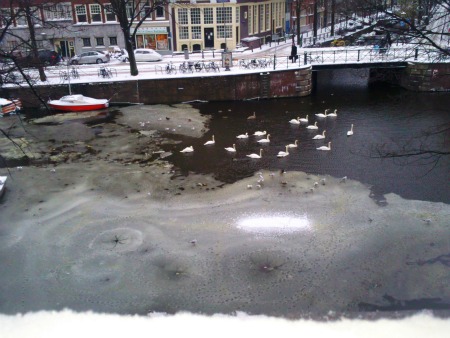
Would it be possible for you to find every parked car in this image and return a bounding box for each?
[355,20,364,29]
[346,21,356,32]
[34,50,62,66]
[133,48,162,62]
[118,49,129,62]
[70,51,110,65]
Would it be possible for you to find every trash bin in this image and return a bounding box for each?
[184,48,189,60]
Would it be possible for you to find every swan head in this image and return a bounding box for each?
[314,122,317,126]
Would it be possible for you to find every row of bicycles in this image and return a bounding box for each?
[164,60,220,74]
[238,58,273,69]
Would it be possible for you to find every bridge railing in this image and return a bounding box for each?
[300,47,448,65]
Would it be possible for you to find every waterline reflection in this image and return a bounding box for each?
[236,213,311,234]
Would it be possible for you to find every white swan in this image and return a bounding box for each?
[299,115,309,123]
[253,130,267,136]
[317,142,331,151]
[247,112,256,120]
[246,149,263,159]
[289,117,301,124]
[225,144,236,152]
[180,146,194,153]
[315,109,329,118]
[236,132,248,139]
[328,109,337,117]
[306,121,318,130]
[347,124,354,136]
[287,140,298,148]
[204,135,215,145]
[312,130,326,140]
[277,145,290,157]
[257,134,271,143]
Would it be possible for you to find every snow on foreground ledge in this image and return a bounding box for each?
[1,310,448,338]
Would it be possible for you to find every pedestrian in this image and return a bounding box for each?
[386,32,392,51]
[290,43,298,63]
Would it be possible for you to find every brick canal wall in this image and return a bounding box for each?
[2,67,313,108]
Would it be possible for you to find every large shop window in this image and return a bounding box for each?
[135,31,168,51]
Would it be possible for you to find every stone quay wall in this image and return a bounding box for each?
[399,62,450,92]
[2,67,313,108]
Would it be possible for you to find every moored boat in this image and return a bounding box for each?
[1,98,22,116]
[48,94,109,112]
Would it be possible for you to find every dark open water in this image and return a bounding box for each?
[168,69,449,204]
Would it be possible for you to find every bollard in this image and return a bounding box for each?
[202,50,204,59]
[414,48,418,60]
[304,52,307,65]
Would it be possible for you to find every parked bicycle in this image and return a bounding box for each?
[239,59,258,69]
[165,62,177,74]
[208,61,220,72]
[179,61,194,73]
[194,61,207,72]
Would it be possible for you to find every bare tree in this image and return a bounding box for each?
[354,0,450,56]
[95,0,170,76]
[370,122,450,172]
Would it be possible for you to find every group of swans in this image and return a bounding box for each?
[181,110,353,155]
[315,109,338,118]
[290,115,309,124]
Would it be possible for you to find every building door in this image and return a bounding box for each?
[57,40,74,58]
[204,28,214,48]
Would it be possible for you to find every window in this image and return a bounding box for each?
[248,7,252,34]
[126,2,134,19]
[191,8,200,25]
[14,9,27,26]
[179,26,189,40]
[141,2,151,19]
[204,8,213,24]
[109,36,117,45]
[235,7,239,24]
[216,7,232,24]
[90,4,102,23]
[75,5,87,23]
[1,8,12,27]
[259,5,264,33]
[82,38,91,47]
[96,37,104,46]
[178,8,188,25]
[104,4,116,22]
[265,4,269,30]
[43,3,72,21]
[191,26,201,39]
[217,26,232,39]
[156,6,164,19]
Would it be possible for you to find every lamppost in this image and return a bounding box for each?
[295,0,302,46]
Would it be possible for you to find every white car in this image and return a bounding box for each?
[70,51,110,65]
[134,48,162,62]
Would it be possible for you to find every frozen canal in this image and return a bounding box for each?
[0,69,449,317]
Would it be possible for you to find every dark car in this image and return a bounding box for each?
[22,50,62,67]
[36,50,62,65]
